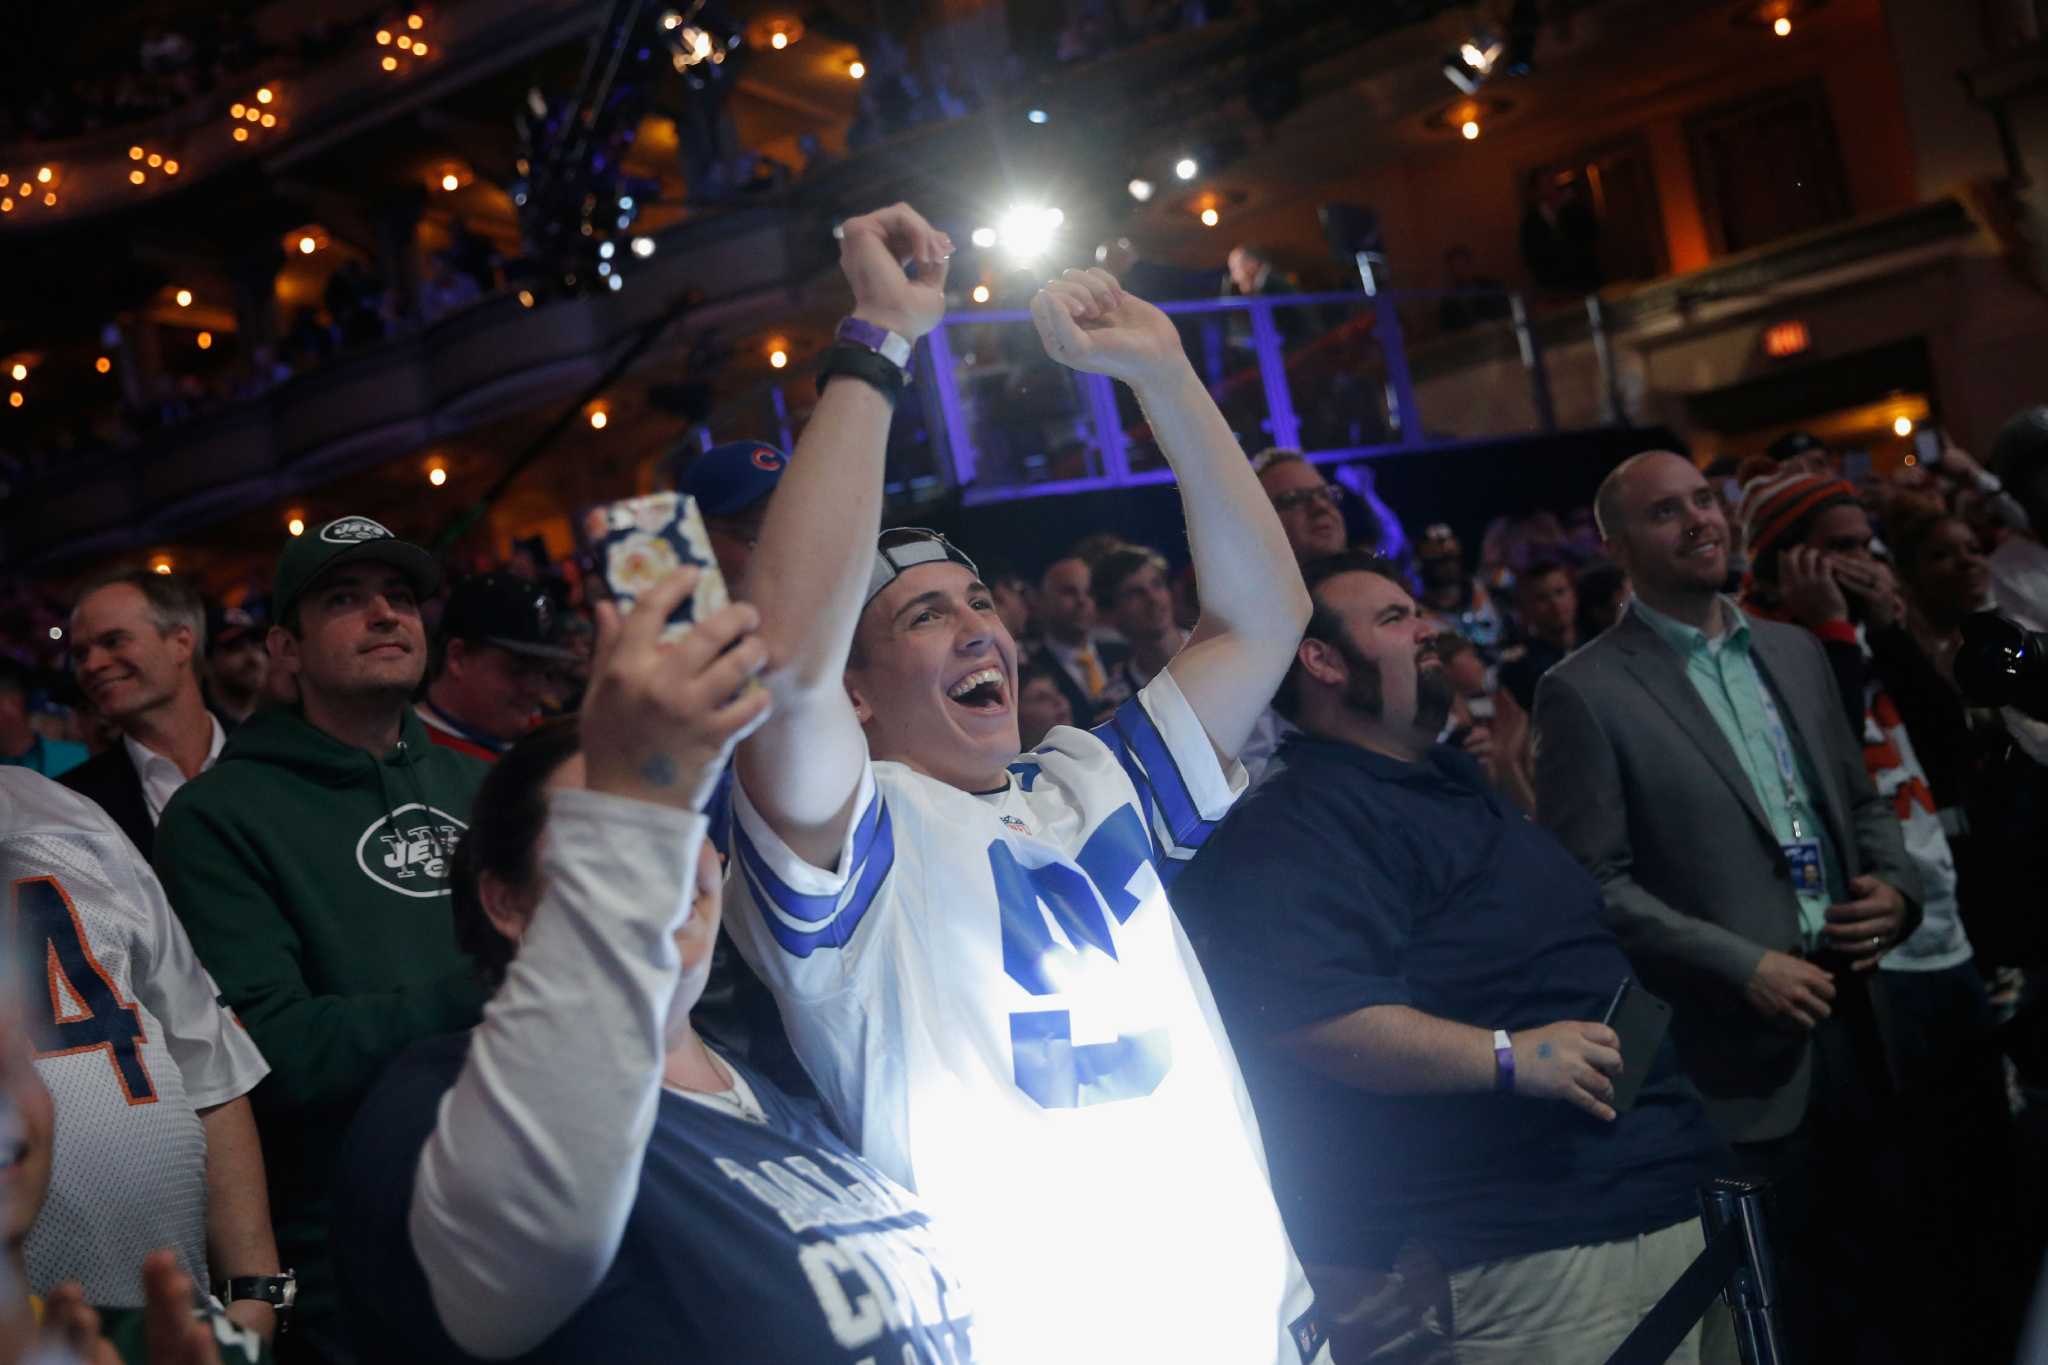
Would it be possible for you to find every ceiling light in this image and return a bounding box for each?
[7,364,21,381]
[1174,157,1198,181]
[174,289,193,307]
[397,34,413,50]
[1773,16,1792,35]
[1200,208,1220,227]
[970,226,998,249]
[163,160,178,175]
[147,153,162,167]
[771,31,787,48]
[1461,119,1480,140]
[769,348,788,369]
[153,561,173,575]
[130,169,147,185]
[607,274,623,292]
[441,173,460,192]
[41,193,55,207]
[1127,178,1154,202]
[996,205,1064,265]
[95,356,111,374]
[234,128,250,142]
[197,331,213,350]
[257,87,273,104]
[48,627,62,641]
[381,55,399,71]
[518,290,535,308]
[411,42,428,55]
[630,236,655,258]
[971,284,991,304]
[6,393,19,408]
[260,113,277,127]
[35,168,51,185]
[1893,415,1914,437]
[848,60,866,79]
[599,241,615,259]
[589,409,608,429]
[129,146,144,161]
[407,13,423,29]
[288,516,305,536]
[376,29,391,44]
[299,236,316,254]
[428,466,447,486]
[1027,109,1049,124]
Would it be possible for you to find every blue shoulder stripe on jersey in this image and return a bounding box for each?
[733,791,894,957]
[1100,695,1214,849]
[1089,721,1166,867]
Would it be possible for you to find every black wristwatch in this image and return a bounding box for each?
[816,342,909,406]
[221,1270,297,1318]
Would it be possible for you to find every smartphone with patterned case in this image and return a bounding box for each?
[577,492,729,640]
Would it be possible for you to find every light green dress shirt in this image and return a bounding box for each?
[1630,597,1843,944]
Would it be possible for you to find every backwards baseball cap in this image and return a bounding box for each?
[1740,473,1860,577]
[866,528,981,607]
[1766,430,1829,465]
[206,604,265,653]
[437,573,577,661]
[272,516,441,621]
[675,440,789,517]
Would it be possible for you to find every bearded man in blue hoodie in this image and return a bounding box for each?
[156,517,488,1365]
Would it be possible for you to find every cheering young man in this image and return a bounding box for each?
[724,203,1323,1365]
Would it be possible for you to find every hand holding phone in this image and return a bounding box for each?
[1599,978,1672,1114]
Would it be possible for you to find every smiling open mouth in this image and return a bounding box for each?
[946,667,1008,713]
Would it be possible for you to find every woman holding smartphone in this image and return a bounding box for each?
[331,567,984,1364]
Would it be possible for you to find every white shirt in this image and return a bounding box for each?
[124,715,226,824]
[1991,535,2048,631]
[0,769,269,1305]
[727,671,1329,1365]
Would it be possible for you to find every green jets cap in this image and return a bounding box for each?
[273,515,442,621]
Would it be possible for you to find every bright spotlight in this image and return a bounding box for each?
[1027,109,1049,124]
[1127,178,1154,202]
[589,410,608,430]
[1893,415,1914,437]
[299,236,317,254]
[441,173,460,192]
[607,274,623,292]
[770,31,787,48]
[631,236,655,258]
[1773,16,1792,36]
[1174,157,1198,181]
[997,205,1063,265]
[769,349,788,369]
[8,364,23,382]
[970,226,997,249]
[48,627,62,641]
[288,516,306,536]
[599,241,616,259]
[971,284,991,304]
[848,60,865,79]
[174,289,193,307]
[1200,208,1220,227]
[1461,120,1480,140]
[428,467,447,486]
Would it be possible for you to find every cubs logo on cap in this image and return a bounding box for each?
[750,447,784,472]
[673,439,791,516]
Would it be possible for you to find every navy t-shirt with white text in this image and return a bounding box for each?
[334,1033,980,1364]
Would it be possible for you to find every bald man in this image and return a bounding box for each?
[1533,451,1920,1365]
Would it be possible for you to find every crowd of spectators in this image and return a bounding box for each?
[5,204,2048,1365]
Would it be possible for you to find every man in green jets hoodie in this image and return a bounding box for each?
[154,516,490,1365]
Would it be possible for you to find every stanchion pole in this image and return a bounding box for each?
[1701,1178,1784,1365]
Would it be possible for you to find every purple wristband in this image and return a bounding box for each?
[1493,1029,1515,1094]
[836,317,913,368]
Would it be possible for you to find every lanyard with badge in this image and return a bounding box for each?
[1753,678,1827,903]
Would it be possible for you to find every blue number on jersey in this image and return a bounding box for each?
[11,877,157,1104]
[992,805,1170,1109]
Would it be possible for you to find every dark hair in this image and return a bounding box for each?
[1574,561,1629,642]
[73,569,207,654]
[1885,506,1970,585]
[1272,551,1405,722]
[1517,558,1571,594]
[0,657,28,699]
[449,718,584,988]
[1091,545,1169,615]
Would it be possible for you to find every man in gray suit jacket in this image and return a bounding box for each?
[1533,452,1920,1365]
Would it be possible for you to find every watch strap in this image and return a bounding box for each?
[1492,1029,1515,1094]
[222,1273,296,1312]
[835,317,914,368]
[816,344,907,406]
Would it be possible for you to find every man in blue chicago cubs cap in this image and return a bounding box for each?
[674,440,789,589]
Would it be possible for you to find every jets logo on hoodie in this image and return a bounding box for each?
[354,803,468,898]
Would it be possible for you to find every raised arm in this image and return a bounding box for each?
[1030,270,1310,763]
[737,204,951,868]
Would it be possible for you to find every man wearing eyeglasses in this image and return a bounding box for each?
[1256,450,1351,562]
[416,574,577,762]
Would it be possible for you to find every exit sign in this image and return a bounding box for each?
[1764,321,1811,357]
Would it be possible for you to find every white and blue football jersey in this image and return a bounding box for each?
[727,670,1329,1365]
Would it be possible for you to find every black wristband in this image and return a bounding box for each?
[816,343,908,406]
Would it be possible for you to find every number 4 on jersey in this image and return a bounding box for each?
[11,877,157,1104]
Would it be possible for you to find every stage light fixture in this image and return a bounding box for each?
[428,465,447,487]
[996,205,1063,265]
[971,226,997,249]
[257,87,273,104]
[1174,157,1198,181]
[1893,416,1914,437]
[771,32,787,48]
[412,42,428,55]
[1200,207,1220,227]
[41,193,54,207]
[1773,16,1792,35]
[599,241,615,259]
[848,60,865,79]
[1461,119,1480,140]
[631,236,655,258]
[1128,178,1154,202]
[769,348,788,369]
[48,628,61,642]
[441,173,459,191]
[35,168,51,185]
[972,284,991,304]
[288,516,306,536]
[174,289,193,307]
[299,236,316,254]
[589,409,608,430]
[8,364,23,381]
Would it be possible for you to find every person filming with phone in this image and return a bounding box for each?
[1173,550,1725,1365]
